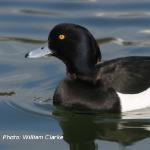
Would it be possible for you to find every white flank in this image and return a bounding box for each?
[117,88,150,112]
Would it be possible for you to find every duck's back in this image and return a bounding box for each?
[97,56,150,112]
[97,56,150,94]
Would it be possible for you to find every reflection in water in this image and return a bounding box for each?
[95,12,150,17]
[18,9,63,17]
[140,29,150,34]
[97,37,150,47]
[53,109,150,150]
[1,35,150,47]
[0,91,15,96]
[0,36,46,44]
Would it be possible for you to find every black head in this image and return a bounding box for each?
[26,23,101,76]
[48,23,101,74]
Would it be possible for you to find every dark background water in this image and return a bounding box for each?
[0,0,150,149]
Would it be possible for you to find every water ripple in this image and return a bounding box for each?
[17,9,63,17]
[95,12,150,18]
[0,36,46,44]
[97,37,150,47]
[1,35,150,47]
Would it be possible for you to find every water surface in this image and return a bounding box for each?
[0,0,150,149]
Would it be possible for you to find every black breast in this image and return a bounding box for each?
[53,78,121,113]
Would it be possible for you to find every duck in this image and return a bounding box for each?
[25,23,150,113]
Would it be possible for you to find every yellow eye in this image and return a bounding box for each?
[58,34,65,40]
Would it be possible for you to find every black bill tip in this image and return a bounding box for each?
[25,53,29,58]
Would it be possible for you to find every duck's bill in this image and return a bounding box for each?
[25,45,52,58]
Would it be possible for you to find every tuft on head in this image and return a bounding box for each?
[48,23,101,64]
[47,23,101,74]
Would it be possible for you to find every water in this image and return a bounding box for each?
[0,0,150,149]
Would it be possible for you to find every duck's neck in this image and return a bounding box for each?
[66,62,98,83]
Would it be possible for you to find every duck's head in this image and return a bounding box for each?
[25,23,101,76]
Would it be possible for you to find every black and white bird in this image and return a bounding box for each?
[25,23,150,113]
